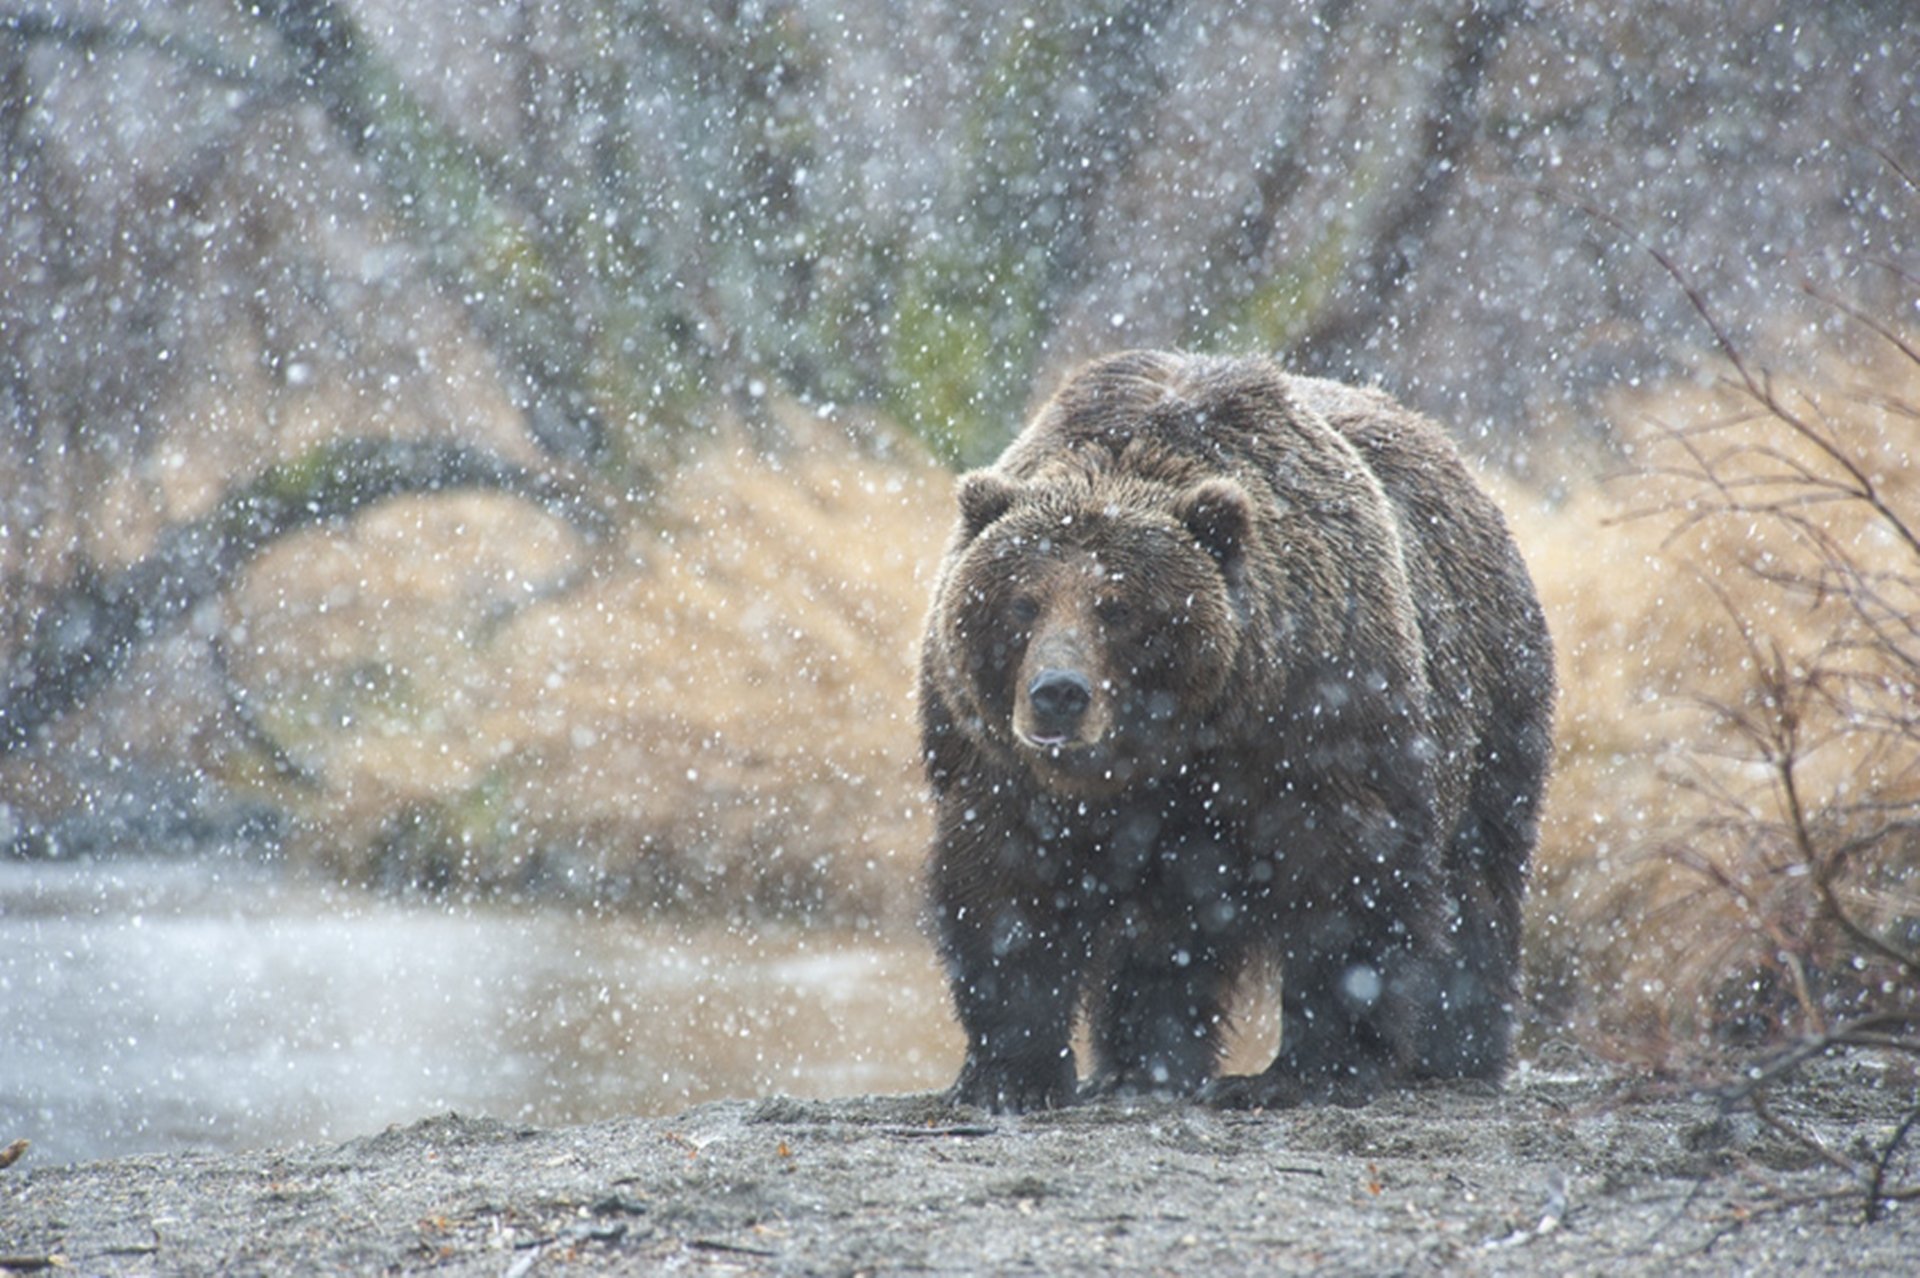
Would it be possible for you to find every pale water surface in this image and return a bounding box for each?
[0,861,959,1165]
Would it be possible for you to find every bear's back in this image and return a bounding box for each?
[1289,373,1555,861]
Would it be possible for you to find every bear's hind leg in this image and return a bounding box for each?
[1419,707,1548,1080]
[1205,915,1435,1109]
[1419,811,1524,1080]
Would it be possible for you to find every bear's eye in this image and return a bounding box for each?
[1008,596,1041,626]
[1095,599,1133,627]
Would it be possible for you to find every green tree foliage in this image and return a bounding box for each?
[883,1,1171,463]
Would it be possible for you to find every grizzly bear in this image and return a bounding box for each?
[920,351,1553,1113]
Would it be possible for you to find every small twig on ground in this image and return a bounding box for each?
[1747,1091,1858,1179]
[881,1124,998,1139]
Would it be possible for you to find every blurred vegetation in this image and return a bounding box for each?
[1,0,1917,1110]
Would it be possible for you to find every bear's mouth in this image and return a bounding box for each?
[1014,725,1102,755]
[1017,730,1076,750]
[1012,731,1141,788]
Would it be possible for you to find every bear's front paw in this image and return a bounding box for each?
[950,1051,1076,1114]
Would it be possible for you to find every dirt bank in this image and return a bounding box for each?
[4,1061,1915,1276]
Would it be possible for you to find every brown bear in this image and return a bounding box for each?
[920,351,1554,1113]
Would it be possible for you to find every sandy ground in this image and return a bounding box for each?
[4,1059,1916,1276]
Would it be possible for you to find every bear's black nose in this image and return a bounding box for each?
[1028,668,1093,734]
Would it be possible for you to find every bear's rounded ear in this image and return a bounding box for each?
[1177,478,1252,568]
[956,471,1020,540]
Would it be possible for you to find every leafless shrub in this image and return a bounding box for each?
[1621,245,1920,1221]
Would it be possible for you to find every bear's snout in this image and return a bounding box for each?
[1026,668,1093,742]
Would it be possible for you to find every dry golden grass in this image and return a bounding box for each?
[226,412,950,925]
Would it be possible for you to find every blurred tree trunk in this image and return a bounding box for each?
[1185,0,1358,332]
[251,0,613,464]
[1174,0,1522,378]
[1281,0,1523,377]
[0,438,611,758]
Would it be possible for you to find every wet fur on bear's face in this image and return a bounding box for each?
[935,468,1254,795]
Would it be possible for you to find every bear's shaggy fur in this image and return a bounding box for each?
[920,351,1554,1112]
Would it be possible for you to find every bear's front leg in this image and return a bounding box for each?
[939,904,1083,1112]
[931,849,1085,1113]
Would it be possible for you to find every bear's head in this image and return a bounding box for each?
[933,467,1254,795]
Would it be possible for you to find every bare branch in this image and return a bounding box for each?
[1868,1105,1920,1224]
[0,437,616,756]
